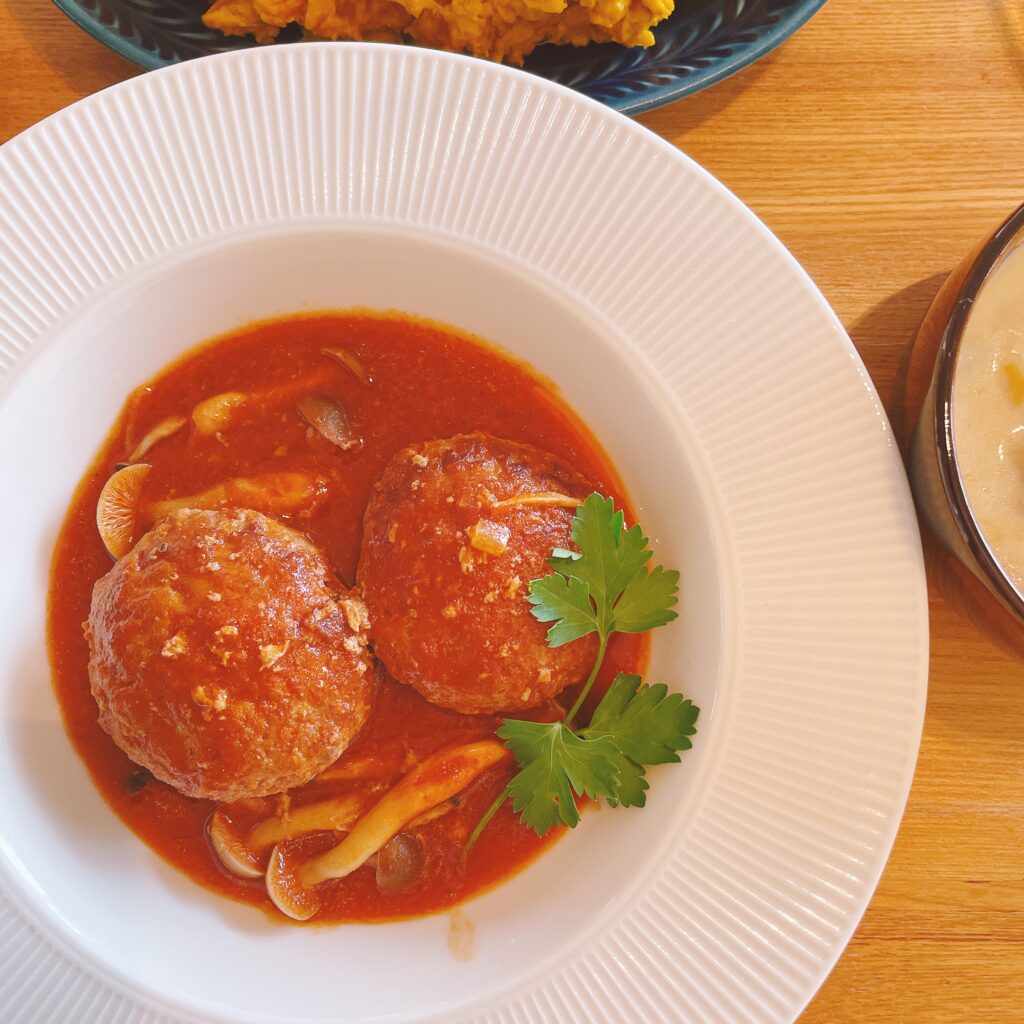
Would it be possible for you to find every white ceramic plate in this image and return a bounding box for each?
[0,44,927,1024]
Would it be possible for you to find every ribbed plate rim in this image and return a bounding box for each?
[0,42,927,1024]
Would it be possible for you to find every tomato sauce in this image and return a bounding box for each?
[48,312,646,923]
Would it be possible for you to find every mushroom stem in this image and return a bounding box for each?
[315,754,400,783]
[128,414,187,461]
[259,368,337,407]
[266,740,509,919]
[209,792,367,879]
[191,369,339,435]
[303,740,508,885]
[492,492,581,509]
[192,391,249,435]
[406,799,456,829]
[148,471,327,520]
[248,792,365,853]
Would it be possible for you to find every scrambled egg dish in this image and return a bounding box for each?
[203,0,675,64]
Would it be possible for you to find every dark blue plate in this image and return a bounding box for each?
[52,0,827,115]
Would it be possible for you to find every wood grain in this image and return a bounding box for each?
[2,1,1023,1020]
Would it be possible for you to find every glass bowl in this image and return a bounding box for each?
[910,201,1024,652]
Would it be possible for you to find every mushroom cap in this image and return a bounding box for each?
[297,394,360,451]
[208,811,263,878]
[266,843,321,922]
[96,463,151,560]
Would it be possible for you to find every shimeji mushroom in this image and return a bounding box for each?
[315,753,404,783]
[149,471,327,519]
[190,366,341,437]
[373,799,459,895]
[374,832,425,893]
[96,463,151,560]
[209,792,368,879]
[210,791,457,881]
[192,391,249,435]
[207,812,264,878]
[127,414,187,462]
[97,469,326,561]
[321,347,372,385]
[491,492,580,509]
[265,740,510,920]
[297,395,360,451]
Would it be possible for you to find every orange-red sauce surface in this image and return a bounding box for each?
[48,313,646,923]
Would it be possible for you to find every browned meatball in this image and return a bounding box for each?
[358,433,597,714]
[85,508,373,801]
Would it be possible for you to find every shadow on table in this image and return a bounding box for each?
[848,272,948,453]
[637,48,776,136]
[1,0,138,105]
[858,270,1024,666]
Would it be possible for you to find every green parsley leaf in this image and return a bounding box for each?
[463,493,698,852]
[495,675,700,834]
[497,719,621,834]
[548,493,652,608]
[582,673,700,806]
[596,746,649,809]
[526,574,598,647]
[528,492,679,647]
[609,564,680,634]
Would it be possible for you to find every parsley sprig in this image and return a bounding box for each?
[465,493,699,849]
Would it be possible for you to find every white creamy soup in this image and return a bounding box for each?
[954,243,1024,594]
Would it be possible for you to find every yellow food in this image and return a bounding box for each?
[202,0,675,64]
[1003,360,1024,404]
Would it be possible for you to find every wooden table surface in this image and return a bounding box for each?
[2,0,1023,1020]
